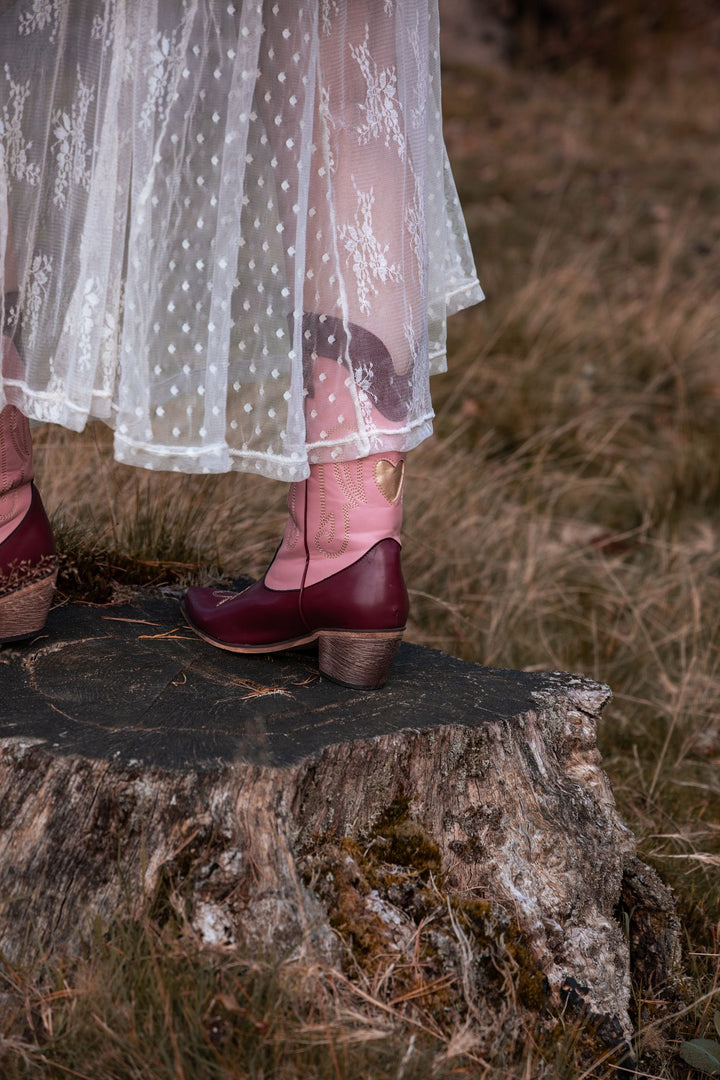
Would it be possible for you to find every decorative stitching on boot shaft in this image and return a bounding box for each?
[284,482,302,552]
[314,461,367,560]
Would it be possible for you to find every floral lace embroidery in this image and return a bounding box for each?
[0,65,40,186]
[40,372,68,423]
[356,386,378,434]
[91,0,117,51]
[18,0,60,42]
[317,85,337,174]
[338,179,402,316]
[405,170,426,285]
[353,361,374,395]
[51,71,94,207]
[24,253,53,350]
[97,308,119,393]
[404,307,419,364]
[408,13,427,129]
[72,277,101,373]
[349,25,405,160]
[139,20,190,133]
[320,0,339,35]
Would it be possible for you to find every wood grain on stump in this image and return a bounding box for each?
[0,592,680,1054]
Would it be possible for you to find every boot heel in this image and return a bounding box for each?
[0,567,57,643]
[318,629,403,690]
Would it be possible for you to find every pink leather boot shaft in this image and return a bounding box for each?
[265,325,406,591]
[263,479,307,590]
[304,451,404,587]
[264,452,404,590]
[0,404,33,545]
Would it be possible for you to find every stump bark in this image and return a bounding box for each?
[0,593,680,1053]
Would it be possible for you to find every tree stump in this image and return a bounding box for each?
[0,592,680,1055]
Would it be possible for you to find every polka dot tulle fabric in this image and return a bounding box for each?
[0,0,482,479]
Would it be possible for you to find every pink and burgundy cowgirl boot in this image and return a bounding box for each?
[183,315,412,689]
[182,451,408,689]
[0,320,57,643]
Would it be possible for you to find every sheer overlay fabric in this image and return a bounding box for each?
[0,0,482,480]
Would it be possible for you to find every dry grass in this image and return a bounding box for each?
[7,37,720,1079]
[0,898,694,1080]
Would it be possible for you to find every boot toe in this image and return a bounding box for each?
[182,584,251,639]
[182,580,308,650]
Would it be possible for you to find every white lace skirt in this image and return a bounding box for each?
[0,0,482,480]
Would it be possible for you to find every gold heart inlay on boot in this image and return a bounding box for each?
[374,458,405,505]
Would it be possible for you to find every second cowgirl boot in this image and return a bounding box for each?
[0,401,57,643]
[182,451,408,689]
